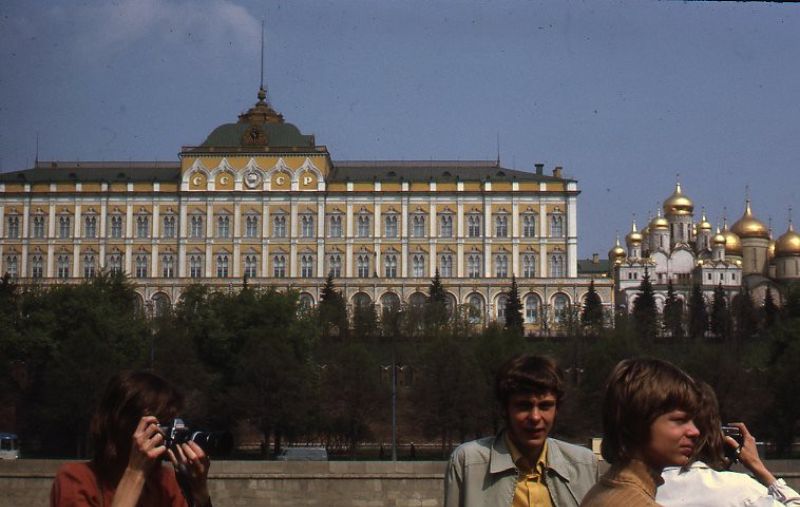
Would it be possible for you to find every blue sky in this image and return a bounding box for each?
[1,1,798,257]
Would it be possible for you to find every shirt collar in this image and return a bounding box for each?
[505,433,548,474]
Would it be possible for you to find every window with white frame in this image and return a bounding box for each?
[357,254,370,278]
[273,215,287,238]
[216,216,230,239]
[412,214,426,238]
[553,294,569,324]
[384,214,398,238]
[57,255,70,279]
[384,254,398,278]
[244,255,257,278]
[6,216,19,239]
[216,254,229,277]
[59,216,71,239]
[189,255,203,278]
[468,294,484,324]
[467,253,482,278]
[190,215,203,238]
[495,254,509,277]
[83,254,96,278]
[107,253,122,275]
[522,254,536,278]
[162,216,176,238]
[328,254,342,277]
[495,215,508,238]
[245,215,259,238]
[328,215,343,238]
[467,214,482,237]
[136,215,150,238]
[412,254,425,277]
[162,254,175,278]
[522,214,536,237]
[273,255,286,278]
[550,253,565,277]
[550,214,564,238]
[135,255,148,278]
[4,255,18,278]
[32,215,46,238]
[31,255,43,278]
[84,216,97,238]
[110,215,123,238]
[439,214,453,237]
[439,254,453,277]
[357,214,370,238]
[301,215,314,238]
[525,294,540,323]
[301,254,314,278]
[496,294,509,323]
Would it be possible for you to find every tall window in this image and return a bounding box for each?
[496,294,509,323]
[31,255,43,278]
[110,215,123,238]
[439,214,453,237]
[328,254,342,278]
[357,214,370,238]
[4,255,18,278]
[522,214,536,237]
[245,215,258,238]
[273,255,286,278]
[468,294,484,324]
[82,216,96,238]
[216,254,229,277]
[32,216,45,238]
[550,214,564,238]
[522,254,537,278]
[467,214,482,237]
[384,215,398,238]
[244,255,257,278]
[328,215,342,238]
[6,216,19,239]
[190,216,203,238]
[162,216,176,238]
[135,255,148,278]
[136,215,149,238]
[107,254,122,275]
[273,215,287,238]
[301,255,314,278]
[550,253,565,277]
[439,254,453,277]
[495,215,508,237]
[217,216,230,238]
[162,255,175,278]
[59,216,71,239]
[495,254,509,277]
[467,254,482,278]
[83,254,96,278]
[357,254,370,278]
[189,255,203,278]
[301,215,314,238]
[525,294,540,323]
[553,294,568,325]
[57,255,70,279]
[412,215,425,238]
[412,254,425,277]
[384,254,398,278]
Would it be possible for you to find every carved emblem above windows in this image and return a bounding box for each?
[244,169,262,189]
[242,125,268,146]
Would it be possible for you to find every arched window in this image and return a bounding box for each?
[329,215,343,238]
[495,215,508,237]
[553,294,569,325]
[550,214,564,238]
[31,255,44,278]
[357,254,370,278]
[216,215,230,238]
[83,254,96,278]
[4,255,18,278]
[245,215,259,238]
[357,214,371,238]
[57,254,70,279]
[467,293,484,324]
[522,254,537,278]
[353,292,372,308]
[522,213,536,237]
[467,253,482,278]
[495,254,508,278]
[525,294,541,323]
[189,255,203,278]
[550,253,565,278]
[381,292,401,313]
[190,215,203,238]
[59,216,71,239]
[6,216,19,239]
[412,214,426,238]
[216,254,229,278]
[384,254,398,278]
[273,215,287,238]
[301,215,315,238]
[84,216,97,238]
[152,293,171,317]
[439,254,453,277]
[33,215,46,238]
[244,255,258,278]
[384,214,398,238]
[409,292,427,308]
[108,253,123,275]
[163,215,177,238]
[137,215,150,238]
[496,294,509,323]
[299,293,314,310]
[467,214,482,237]
[412,254,425,277]
[301,254,314,278]
[439,214,453,237]
[328,253,342,278]
[273,255,286,278]
[135,255,148,278]
[162,254,175,278]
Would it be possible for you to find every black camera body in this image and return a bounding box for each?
[159,418,232,456]
[722,425,744,463]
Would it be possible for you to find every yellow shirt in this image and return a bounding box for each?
[505,435,554,507]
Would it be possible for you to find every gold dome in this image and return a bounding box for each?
[731,200,770,240]
[663,182,694,216]
[698,210,712,231]
[768,240,776,260]
[713,228,726,246]
[609,237,627,263]
[775,223,800,257]
[626,221,643,244]
[722,226,742,256]
[650,213,669,230]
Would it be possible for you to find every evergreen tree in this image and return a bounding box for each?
[580,279,604,333]
[731,289,758,340]
[662,280,684,338]
[632,269,658,340]
[688,284,708,339]
[710,283,732,340]
[504,275,524,336]
[763,287,778,329]
[318,274,348,340]
[783,283,800,320]
[424,269,450,331]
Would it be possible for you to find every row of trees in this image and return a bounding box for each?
[1,272,799,458]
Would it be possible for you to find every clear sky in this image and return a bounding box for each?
[1,0,798,258]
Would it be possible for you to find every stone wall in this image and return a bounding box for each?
[1,459,799,507]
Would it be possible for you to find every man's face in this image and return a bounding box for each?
[506,392,558,457]
[642,409,700,469]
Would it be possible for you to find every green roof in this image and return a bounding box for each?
[330,161,574,183]
[196,122,315,149]
[0,162,180,183]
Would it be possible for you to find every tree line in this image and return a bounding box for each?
[0,272,798,459]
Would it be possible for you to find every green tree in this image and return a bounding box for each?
[504,276,524,336]
[318,274,348,340]
[710,283,732,340]
[731,289,758,341]
[662,280,684,338]
[688,284,708,339]
[425,269,450,331]
[352,301,379,340]
[762,287,779,329]
[580,279,604,333]
[783,283,800,320]
[631,269,658,340]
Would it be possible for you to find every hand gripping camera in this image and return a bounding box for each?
[159,418,233,457]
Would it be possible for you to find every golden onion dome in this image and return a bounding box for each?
[663,182,694,216]
[650,213,669,230]
[609,237,627,263]
[722,226,743,256]
[775,223,800,257]
[713,228,726,246]
[698,211,713,231]
[626,221,643,244]
[731,200,770,239]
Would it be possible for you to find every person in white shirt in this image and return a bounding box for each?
[657,382,800,507]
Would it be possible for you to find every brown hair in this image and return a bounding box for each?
[495,354,565,410]
[90,370,183,482]
[690,382,728,471]
[600,358,699,465]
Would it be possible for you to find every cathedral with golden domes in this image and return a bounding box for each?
[609,181,799,313]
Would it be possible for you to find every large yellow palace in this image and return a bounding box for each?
[0,86,611,332]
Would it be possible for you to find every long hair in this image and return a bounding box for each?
[495,354,565,411]
[690,382,728,471]
[90,371,183,482]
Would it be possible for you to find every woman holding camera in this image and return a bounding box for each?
[50,371,212,507]
[657,382,800,506]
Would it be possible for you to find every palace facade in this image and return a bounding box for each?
[0,87,612,333]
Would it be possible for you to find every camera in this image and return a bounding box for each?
[722,425,743,463]
[159,418,233,456]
